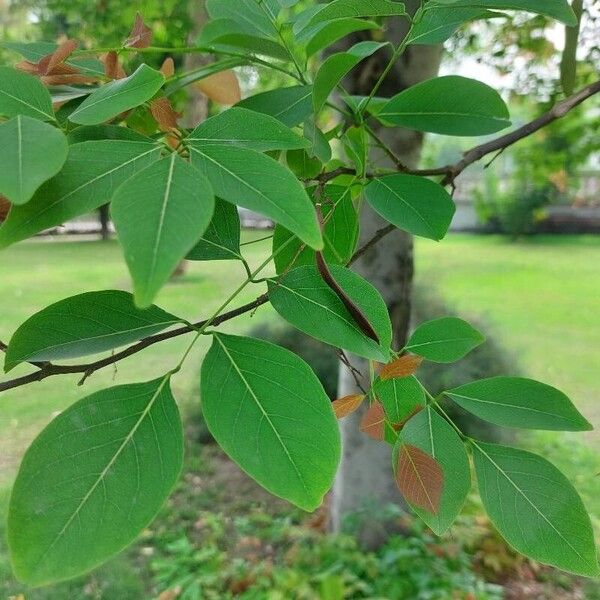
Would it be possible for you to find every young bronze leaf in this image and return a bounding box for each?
[150,97,180,131]
[0,196,10,222]
[125,12,153,49]
[396,444,444,514]
[196,70,241,105]
[46,39,78,73]
[160,57,175,78]
[103,51,127,80]
[380,354,423,381]
[360,401,386,440]
[333,394,364,419]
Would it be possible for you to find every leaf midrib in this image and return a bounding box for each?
[473,441,589,565]
[214,335,309,496]
[35,376,170,570]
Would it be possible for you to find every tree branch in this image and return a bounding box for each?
[1,80,598,395]
[0,295,269,393]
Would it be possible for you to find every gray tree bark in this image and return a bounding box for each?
[330,5,443,546]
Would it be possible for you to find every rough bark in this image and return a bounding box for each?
[330,5,443,546]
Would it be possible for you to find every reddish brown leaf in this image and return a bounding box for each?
[125,13,153,49]
[0,196,11,222]
[150,97,181,132]
[160,57,175,78]
[196,70,241,105]
[332,394,364,419]
[43,73,97,86]
[359,402,386,441]
[15,60,39,74]
[380,354,423,381]
[46,39,78,74]
[103,51,127,80]
[392,405,425,431]
[396,444,444,514]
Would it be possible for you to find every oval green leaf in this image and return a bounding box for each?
[406,316,485,363]
[273,184,359,273]
[307,0,407,25]
[269,264,392,361]
[187,197,241,261]
[374,375,425,424]
[0,66,54,122]
[8,377,184,586]
[190,144,322,249]
[0,116,68,205]
[472,441,599,577]
[69,64,165,125]
[395,407,471,535]
[445,376,592,431]
[428,0,577,26]
[112,154,215,307]
[200,334,341,511]
[0,139,161,248]
[4,290,182,372]
[313,41,388,112]
[378,75,511,136]
[236,85,313,126]
[186,107,310,152]
[364,174,456,241]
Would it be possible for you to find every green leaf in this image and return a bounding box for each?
[364,175,456,241]
[186,107,309,152]
[428,0,577,26]
[0,66,54,122]
[201,334,340,511]
[0,116,68,205]
[236,85,313,127]
[406,317,485,363]
[207,0,279,38]
[396,407,471,535]
[69,64,165,126]
[165,58,244,95]
[445,377,592,431]
[307,0,407,25]
[408,8,503,45]
[8,377,183,586]
[199,19,289,60]
[269,264,392,361]
[303,118,332,163]
[189,144,322,249]
[111,154,214,307]
[378,75,511,136]
[0,140,161,248]
[67,124,152,144]
[472,441,599,576]
[4,290,181,372]
[298,18,379,58]
[374,376,425,423]
[187,198,241,261]
[313,41,388,112]
[273,184,359,273]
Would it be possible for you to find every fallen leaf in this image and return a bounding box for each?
[160,57,175,78]
[125,12,153,49]
[396,444,444,514]
[332,394,364,419]
[359,401,386,440]
[196,70,241,105]
[380,355,423,380]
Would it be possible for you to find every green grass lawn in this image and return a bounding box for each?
[415,234,600,449]
[1,232,599,597]
[0,232,278,487]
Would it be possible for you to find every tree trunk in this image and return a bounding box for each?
[330,6,443,546]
